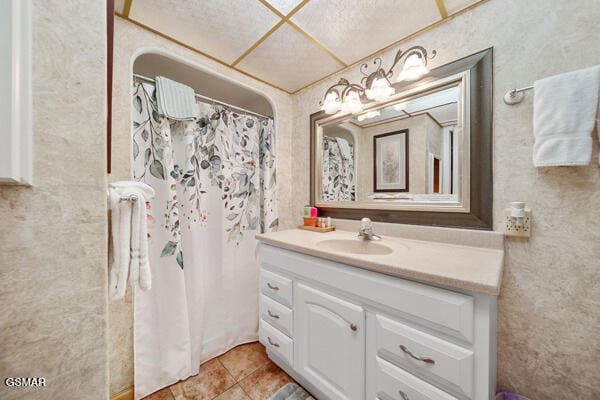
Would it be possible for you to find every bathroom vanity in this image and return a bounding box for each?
[256,229,503,400]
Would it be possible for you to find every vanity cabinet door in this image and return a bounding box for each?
[295,283,365,400]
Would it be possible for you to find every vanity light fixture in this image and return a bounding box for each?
[395,52,431,82]
[340,89,363,114]
[321,91,341,114]
[365,69,395,101]
[320,46,436,114]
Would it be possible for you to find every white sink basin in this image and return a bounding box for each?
[316,239,395,255]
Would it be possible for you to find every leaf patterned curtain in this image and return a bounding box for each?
[322,136,356,201]
[131,82,277,399]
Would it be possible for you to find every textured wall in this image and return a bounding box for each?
[0,1,108,400]
[291,0,600,398]
[110,1,600,397]
[109,17,294,394]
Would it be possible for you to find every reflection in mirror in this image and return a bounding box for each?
[366,85,459,199]
[373,129,409,193]
[317,78,463,208]
[310,48,493,229]
[321,125,356,201]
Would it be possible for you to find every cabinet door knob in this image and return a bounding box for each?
[350,323,358,331]
[399,345,435,364]
[267,310,280,319]
[267,337,280,348]
[267,283,279,291]
[398,390,410,400]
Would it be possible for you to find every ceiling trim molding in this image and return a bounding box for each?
[231,0,311,67]
[287,20,347,67]
[115,0,488,96]
[231,19,287,66]
[257,0,286,18]
[435,0,448,18]
[290,0,489,94]
[123,0,133,18]
[114,12,293,94]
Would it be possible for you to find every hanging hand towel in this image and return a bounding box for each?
[108,181,155,300]
[108,187,133,300]
[368,193,413,199]
[110,181,156,198]
[126,188,150,292]
[137,193,152,291]
[335,137,352,160]
[155,76,198,121]
[533,65,600,167]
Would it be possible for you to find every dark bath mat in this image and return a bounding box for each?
[269,383,315,400]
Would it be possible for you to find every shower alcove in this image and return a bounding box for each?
[109,49,277,398]
[134,52,274,118]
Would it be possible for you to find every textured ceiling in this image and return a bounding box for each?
[116,0,484,94]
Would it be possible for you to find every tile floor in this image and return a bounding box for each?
[143,342,297,400]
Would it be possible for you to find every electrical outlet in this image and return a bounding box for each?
[504,208,531,237]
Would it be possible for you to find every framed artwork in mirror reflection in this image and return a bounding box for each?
[374,129,409,192]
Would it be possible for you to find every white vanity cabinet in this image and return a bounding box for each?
[257,243,497,400]
[295,283,365,400]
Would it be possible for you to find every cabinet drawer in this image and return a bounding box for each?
[372,357,459,400]
[259,244,474,341]
[370,313,474,398]
[260,269,293,307]
[260,294,293,337]
[260,320,293,366]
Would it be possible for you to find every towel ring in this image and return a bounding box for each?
[120,194,139,203]
[106,190,140,204]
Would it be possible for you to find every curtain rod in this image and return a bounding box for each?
[132,73,272,120]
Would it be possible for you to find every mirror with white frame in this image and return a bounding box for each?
[310,49,493,229]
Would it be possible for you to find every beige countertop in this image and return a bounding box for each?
[255,229,504,295]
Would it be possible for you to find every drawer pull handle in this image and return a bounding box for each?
[350,323,358,331]
[267,310,280,319]
[267,337,280,348]
[398,390,410,400]
[399,345,435,364]
[267,283,279,291]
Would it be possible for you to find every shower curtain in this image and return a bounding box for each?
[131,82,278,399]
[322,136,355,201]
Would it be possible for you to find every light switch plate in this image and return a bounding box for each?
[504,208,531,237]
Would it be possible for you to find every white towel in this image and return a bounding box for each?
[108,188,133,300]
[138,195,151,291]
[110,181,155,198]
[335,137,352,160]
[533,65,600,167]
[368,193,413,199]
[108,181,155,300]
[126,188,144,291]
[155,76,198,121]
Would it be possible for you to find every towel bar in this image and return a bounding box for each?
[504,85,533,105]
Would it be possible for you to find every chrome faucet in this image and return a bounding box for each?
[358,218,381,241]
